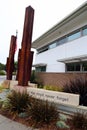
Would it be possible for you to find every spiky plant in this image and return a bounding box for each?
[27,98,59,125]
[3,90,30,115]
[72,111,87,130]
[63,76,87,106]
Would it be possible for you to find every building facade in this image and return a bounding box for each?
[32,2,87,72]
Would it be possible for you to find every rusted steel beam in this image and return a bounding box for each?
[28,51,34,81]
[18,6,34,86]
[6,35,16,80]
[16,49,21,80]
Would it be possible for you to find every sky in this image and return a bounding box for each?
[0,0,87,64]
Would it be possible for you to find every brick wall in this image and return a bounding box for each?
[36,72,87,87]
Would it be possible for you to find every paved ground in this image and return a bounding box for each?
[0,76,16,82]
[0,114,38,130]
[0,76,6,83]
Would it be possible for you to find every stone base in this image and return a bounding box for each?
[1,80,10,89]
[1,80,37,90]
[10,85,27,93]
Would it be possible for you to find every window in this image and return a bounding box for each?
[57,37,67,46]
[66,63,74,71]
[83,27,87,36]
[66,63,80,71]
[37,46,48,53]
[82,62,87,71]
[68,31,81,41]
[49,42,57,49]
[36,66,46,72]
[75,63,80,71]
[66,61,87,72]
[37,25,87,54]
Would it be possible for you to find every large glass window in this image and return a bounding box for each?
[66,61,87,72]
[66,63,80,71]
[68,31,81,41]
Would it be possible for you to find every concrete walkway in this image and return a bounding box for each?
[0,114,38,130]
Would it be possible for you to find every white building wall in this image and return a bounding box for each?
[34,35,87,72]
[65,36,87,58]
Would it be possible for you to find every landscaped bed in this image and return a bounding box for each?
[0,86,87,130]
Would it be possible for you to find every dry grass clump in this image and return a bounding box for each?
[27,98,59,127]
[72,111,87,130]
[63,76,87,106]
[2,90,31,115]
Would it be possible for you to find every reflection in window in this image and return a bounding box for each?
[49,42,57,49]
[83,28,87,36]
[68,31,81,41]
[57,37,67,45]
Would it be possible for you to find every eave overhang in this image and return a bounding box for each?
[32,2,87,49]
[57,55,87,63]
[33,63,47,67]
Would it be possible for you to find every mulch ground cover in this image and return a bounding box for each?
[0,109,81,130]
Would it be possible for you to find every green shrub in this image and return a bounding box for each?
[56,120,69,129]
[36,80,44,88]
[30,70,43,88]
[3,90,31,115]
[72,111,87,130]
[44,85,63,91]
[0,70,6,75]
[27,99,59,125]
[63,76,87,106]
[0,86,5,92]
[30,70,37,83]
[0,100,3,108]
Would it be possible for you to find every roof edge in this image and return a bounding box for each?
[32,2,87,46]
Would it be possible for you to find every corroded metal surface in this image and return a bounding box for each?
[6,36,16,80]
[18,6,34,86]
[16,49,21,80]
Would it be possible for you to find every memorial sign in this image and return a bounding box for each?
[27,87,80,106]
